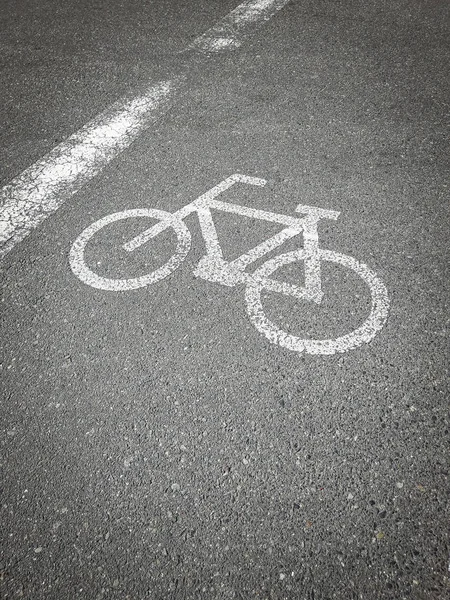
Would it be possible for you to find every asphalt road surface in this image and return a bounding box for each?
[1,1,449,599]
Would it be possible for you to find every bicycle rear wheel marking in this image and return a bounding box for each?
[245,249,389,355]
[69,209,191,291]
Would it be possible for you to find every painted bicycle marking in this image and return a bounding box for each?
[69,174,389,355]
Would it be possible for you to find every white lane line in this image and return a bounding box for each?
[189,0,292,52]
[0,0,292,260]
[0,81,179,259]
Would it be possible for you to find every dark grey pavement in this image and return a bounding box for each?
[1,1,449,599]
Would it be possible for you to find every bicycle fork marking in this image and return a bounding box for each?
[69,174,390,355]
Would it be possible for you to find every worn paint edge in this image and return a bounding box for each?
[188,0,292,52]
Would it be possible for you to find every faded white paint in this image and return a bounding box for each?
[0,81,178,259]
[0,0,292,259]
[70,174,390,354]
[189,0,292,53]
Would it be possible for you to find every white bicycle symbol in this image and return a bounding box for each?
[69,174,389,355]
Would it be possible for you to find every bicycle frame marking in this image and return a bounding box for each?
[69,174,390,355]
[123,174,340,302]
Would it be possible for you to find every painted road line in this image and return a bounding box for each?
[188,0,292,52]
[0,81,179,260]
[0,0,292,260]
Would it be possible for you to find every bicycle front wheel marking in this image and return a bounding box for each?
[69,209,191,291]
[245,249,389,355]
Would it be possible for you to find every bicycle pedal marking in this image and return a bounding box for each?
[69,174,390,354]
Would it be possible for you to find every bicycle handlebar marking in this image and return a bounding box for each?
[69,174,389,354]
